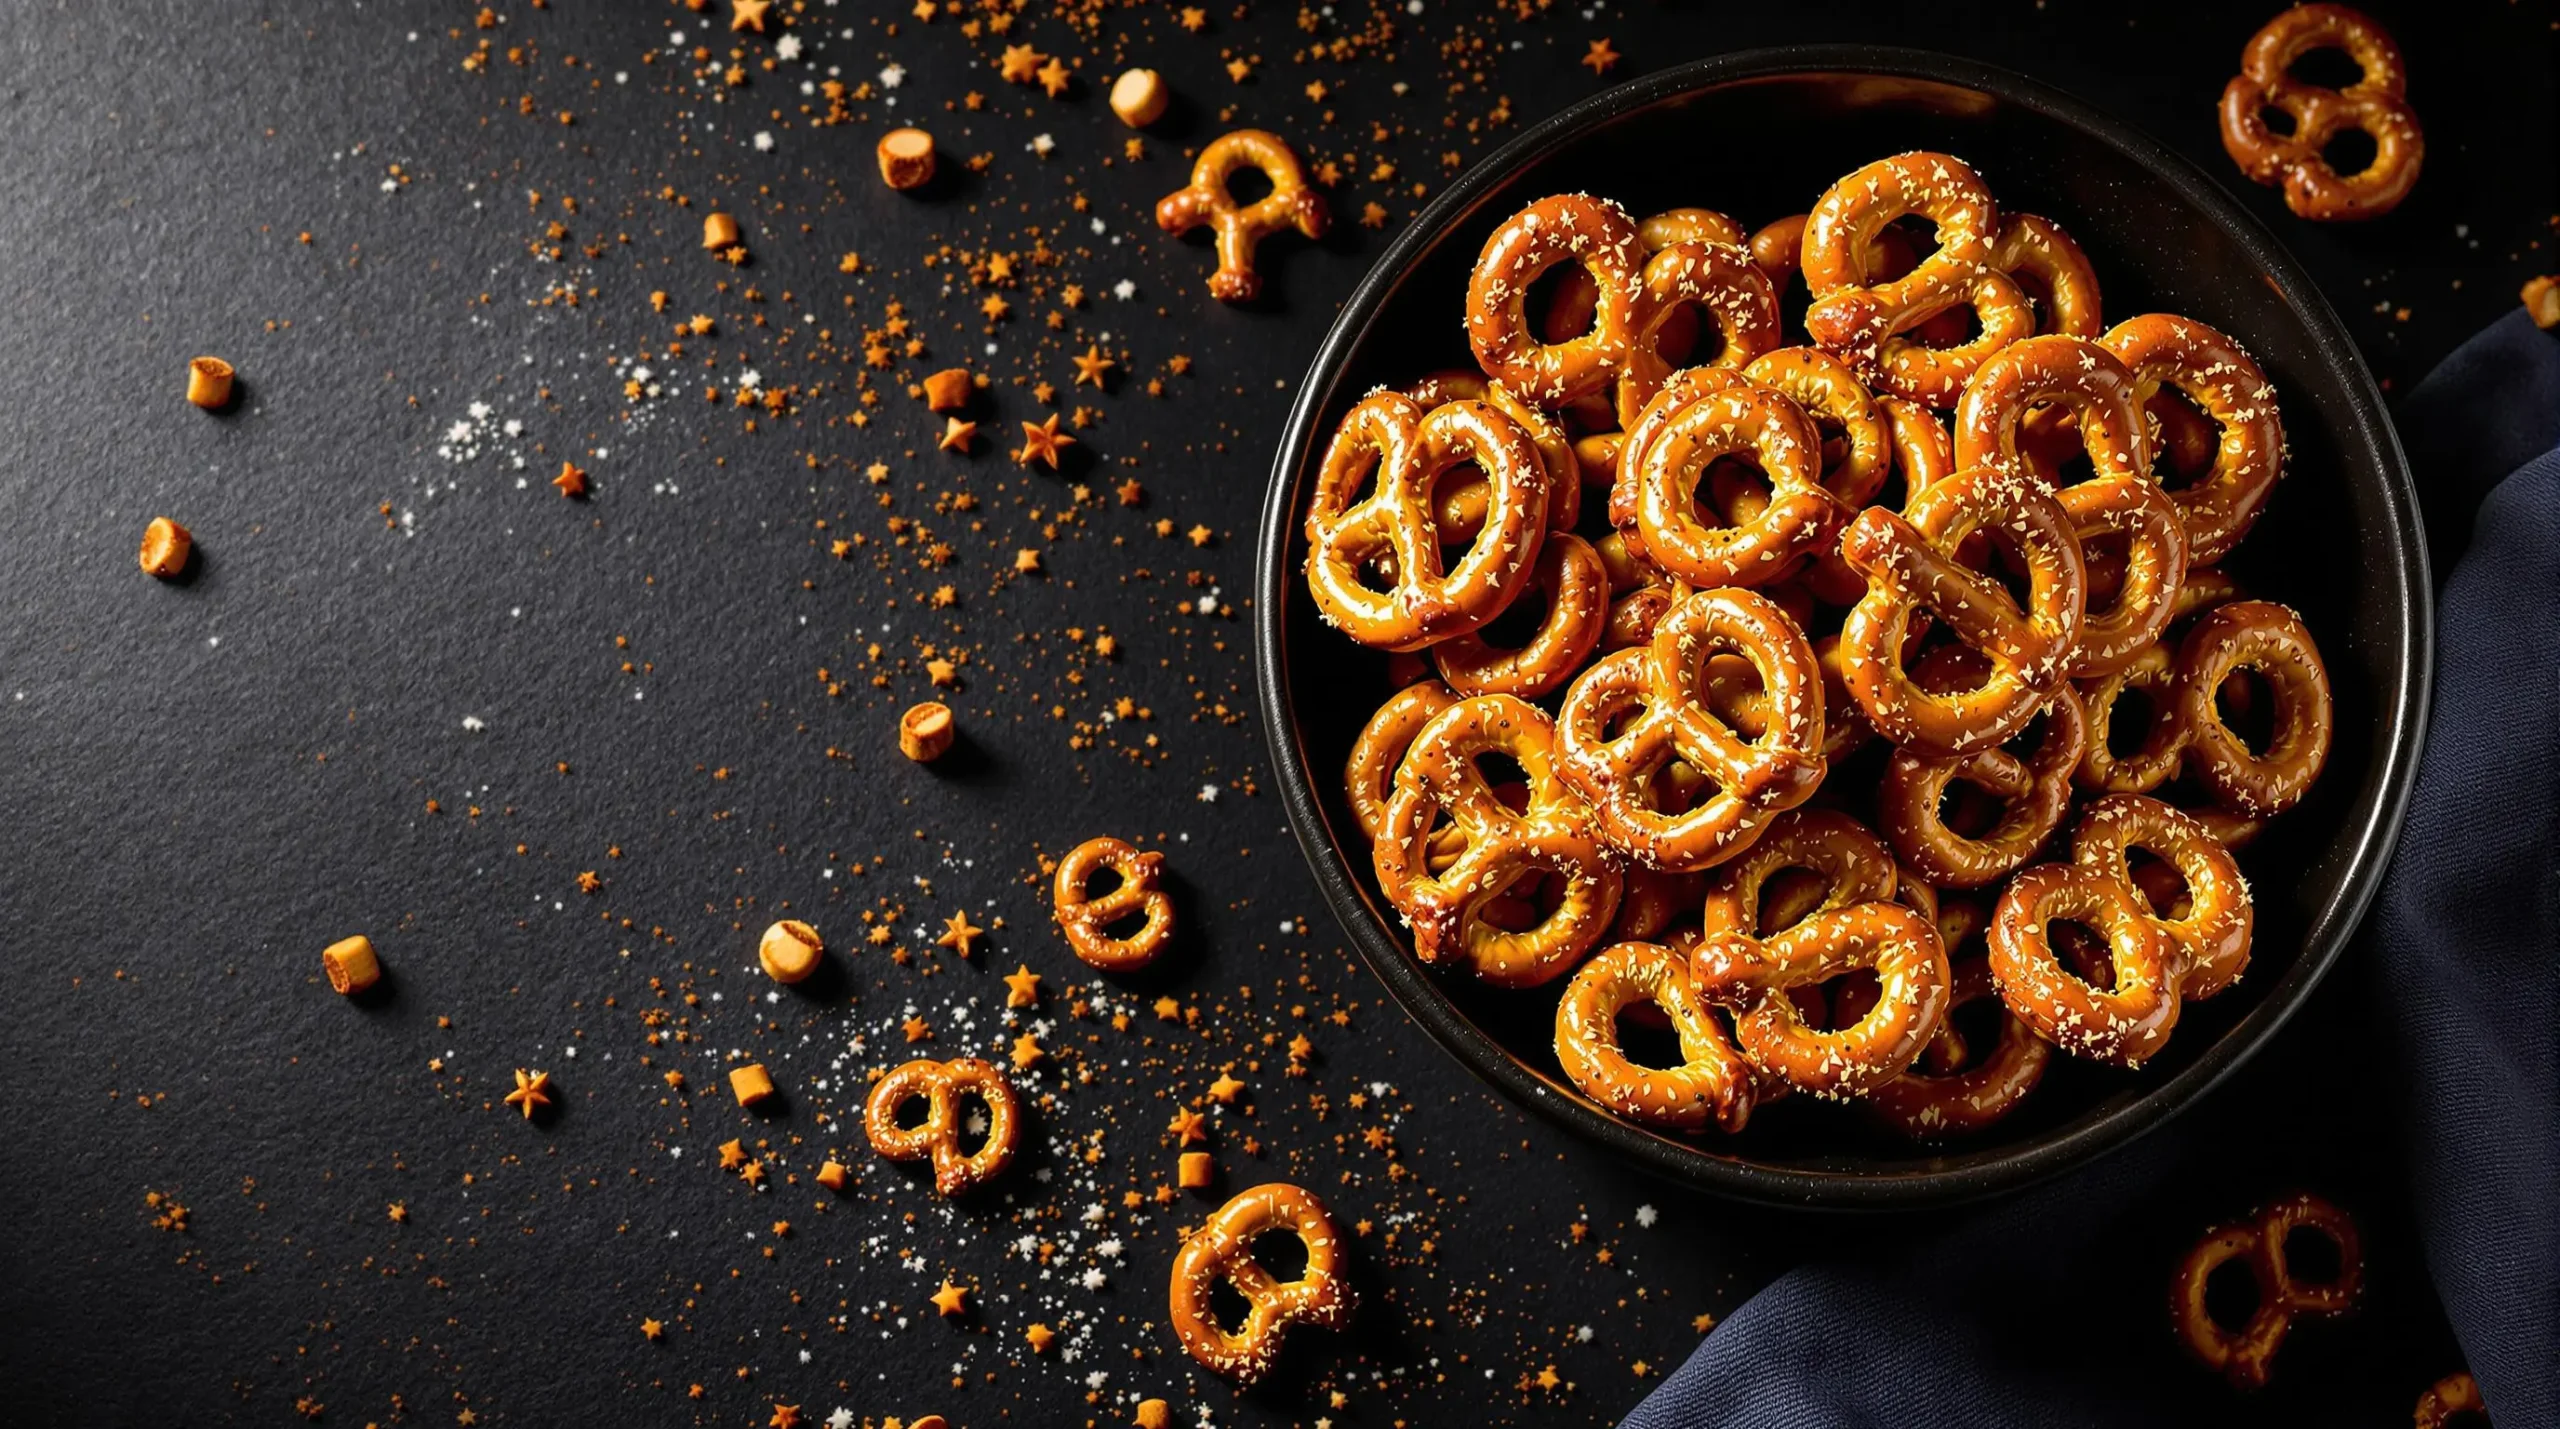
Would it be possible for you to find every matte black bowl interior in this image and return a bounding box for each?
[1254,48,2431,1209]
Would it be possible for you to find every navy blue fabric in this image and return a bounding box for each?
[1623,311,2560,1429]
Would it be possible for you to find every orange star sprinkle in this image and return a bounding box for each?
[936,911,984,957]
[1071,345,1115,388]
[1582,38,1619,75]
[930,1277,969,1317]
[1024,1322,1056,1353]
[1014,414,1074,468]
[730,0,770,34]
[1002,964,1042,1007]
[503,1068,552,1119]
[641,1318,665,1341]
[1167,1107,1208,1144]
[1207,1072,1245,1104]
[903,1015,933,1043]
[767,1406,800,1429]
[1013,548,1043,574]
[1036,57,1072,98]
[998,44,1044,84]
[937,417,977,452]
[1010,1032,1045,1069]
[552,461,588,498]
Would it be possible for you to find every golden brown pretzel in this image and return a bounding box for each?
[1404,373,1584,538]
[1690,900,1950,1100]
[1801,153,2020,408]
[1554,940,1758,1131]
[1154,130,1330,302]
[1303,391,1550,651]
[2073,642,2187,795]
[1344,682,1458,842]
[1880,658,2088,889]
[1741,347,1894,512]
[2412,1372,2486,1428]
[1053,836,1175,972]
[2101,313,2285,563]
[1169,1182,1354,1386]
[1373,694,1623,986]
[2170,1192,2364,1388]
[1431,532,1609,699]
[1611,370,1846,589]
[1541,207,1747,348]
[2072,794,2255,1000]
[1614,241,1784,428]
[1849,945,2051,1140]
[2176,600,2332,817]
[1695,807,1899,941]
[1989,862,2187,1066]
[1839,465,2087,756]
[1989,213,2105,338]
[1556,587,1827,872]
[1953,334,2150,489]
[1468,194,1647,406]
[864,1057,1021,1196]
[2219,4,2423,221]
[2059,473,2190,677]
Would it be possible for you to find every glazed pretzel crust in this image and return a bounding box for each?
[1169,1183,1354,1386]
[2219,4,2423,220]
[864,1057,1021,1197]
[1155,129,1331,301]
[2170,1191,2363,1388]
[1053,836,1175,972]
[1554,939,1758,1131]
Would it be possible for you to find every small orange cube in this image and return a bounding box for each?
[816,1160,849,1191]
[321,935,381,995]
[729,1063,776,1107]
[1178,1151,1214,1190]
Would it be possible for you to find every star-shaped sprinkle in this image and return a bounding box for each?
[1536,1365,1562,1391]
[1582,38,1619,75]
[1010,1032,1045,1069]
[642,1318,665,1341]
[504,1068,552,1119]
[1014,415,1074,468]
[388,1202,407,1223]
[937,911,984,957]
[739,1160,765,1186]
[1154,996,1181,1021]
[552,461,588,498]
[1167,1107,1208,1144]
[1116,478,1145,506]
[1003,964,1042,1007]
[937,417,976,452]
[730,0,770,34]
[903,1016,933,1043]
[1071,345,1115,388]
[1036,57,1072,98]
[910,0,934,19]
[998,44,1044,84]
[768,1406,800,1429]
[1024,1322,1055,1353]
[718,1138,747,1169]
[931,1277,969,1317]
[1179,6,1207,31]
[1014,548,1043,573]
[1208,1072,1246,1103]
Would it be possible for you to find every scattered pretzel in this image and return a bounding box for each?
[1373,694,1623,986]
[1431,532,1608,698]
[1555,940,1758,1131]
[1610,369,1845,589]
[1690,900,1950,1100]
[1467,193,1647,406]
[2073,794,2255,999]
[2074,642,2188,795]
[2102,313,2285,563]
[1694,807,1899,943]
[1839,464,2087,757]
[1303,391,1551,650]
[2412,1372,2486,1428]
[1053,836,1174,972]
[864,1057,1021,1197]
[2170,1191,2364,1388]
[2176,601,2333,817]
[1988,213,2104,338]
[2219,4,2422,220]
[1990,861,2187,1066]
[1556,587,1827,872]
[1155,129,1330,301]
[1168,1183,1354,1386]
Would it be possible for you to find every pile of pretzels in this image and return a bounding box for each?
[1304,152,2334,1142]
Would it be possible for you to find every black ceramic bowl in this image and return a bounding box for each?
[1253,47,2431,1209]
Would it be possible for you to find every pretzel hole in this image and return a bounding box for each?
[2257,105,2300,140]
[1225,165,1276,206]
[2286,45,2365,90]
[2125,849,2193,920]
[1527,261,1599,344]
[2320,127,2380,180]
[2213,668,2279,752]
[887,1090,937,1132]
[2202,1253,2266,1332]
[1898,301,1980,353]
[1756,867,1835,935]
[1873,217,1933,279]
[1817,967,1882,1029]
[2145,388,2219,489]
[2280,1223,2348,1287]
[2102,684,2167,758]
[1937,994,2004,1072]
[953,1093,1000,1154]
[1470,576,1555,649]
[1702,455,1775,527]
[1937,778,2006,838]
[1098,904,1159,942]
[2051,919,2117,988]
[1647,304,1721,369]
[1249,1226,1312,1280]
[1204,1275,1260,1335]
[1611,1007,1690,1070]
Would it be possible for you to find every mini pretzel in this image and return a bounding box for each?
[1467,194,1646,406]
[1541,208,1746,350]
[2412,1373,2486,1428]
[1953,334,2150,489]
[1169,1182,1354,1386]
[2059,474,2189,677]
[2073,794,2255,999]
[1839,465,2087,756]
[1742,346,1894,512]
[1694,807,1899,941]
[2102,313,2285,563]
[2170,1192,2363,1388]
[1554,940,1758,1132]
[1880,660,2088,889]
[864,1057,1021,1197]
[1614,240,1784,427]
[1303,391,1551,651]
[1345,682,1457,842]
[1373,694,1623,987]
[1404,373,1584,538]
[2219,4,2422,220]
[1432,532,1608,699]
[2074,642,2187,795]
[1556,587,1826,872]
[1989,862,2187,1066]
[1154,129,1330,302]
[1610,370,1845,589]
[1801,153,2021,406]
[2176,601,2332,817]
[1690,900,1950,1100]
[1849,943,2051,1140]
[1053,836,1174,972]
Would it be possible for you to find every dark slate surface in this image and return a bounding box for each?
[0,2,2547,1426]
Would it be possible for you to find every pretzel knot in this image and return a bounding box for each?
[1557,587,1827,873]
[1402,370,1587,536]
[1053,835,1174,972]
[1154,129,1330,302]
[1613,240,1783,428]
[1608,369,1845,589]
[2170,1192,2363,1389]
[2176,600,2333,818]
[1373,694,1623,988]
[2072,793,2255,999]
[1880,655,2088,889]
[1690,900,1951,1100]
[1839,465,2087,757]
[1303,391,1551,651]
[2218,4,2423,221]
[1801,152,2025,407]
[863,1057,1021,1197]
[1694,807,1901,944]
[1845,907,2053,1139]
[1988,860,2186,1067]
[1554,940,1758,1132]
[1168,1183,1354,1386]
[1468,194,1647,406]
[2102,313,2285,564]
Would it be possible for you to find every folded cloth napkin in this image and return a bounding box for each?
[1622,309,2560,1429]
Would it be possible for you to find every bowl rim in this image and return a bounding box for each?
[1252,44,2433,1209]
